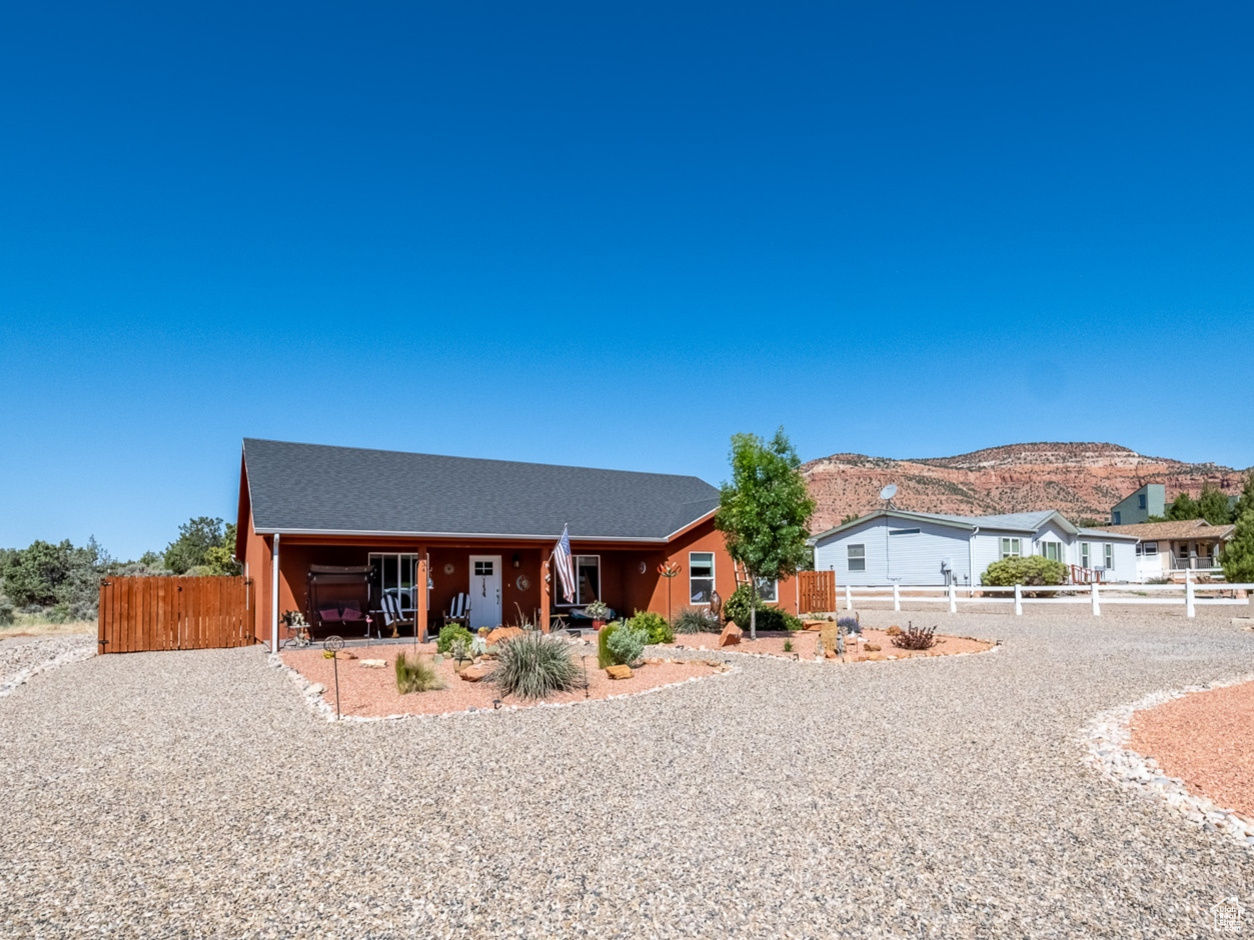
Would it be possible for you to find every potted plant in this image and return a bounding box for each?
[584,600,610,630]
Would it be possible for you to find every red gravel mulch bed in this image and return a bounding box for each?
[1130,680,1254,818]
[665,628,993,661]
[281,641,722,718]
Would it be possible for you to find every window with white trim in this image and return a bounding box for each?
[847,544,866,572]
[755,577,778,602]
[1104,544,1114,569]
[1080,542,1090,568]
[689,552,715,604]
[1000,538,1022,558]
[1039,541,1062,562]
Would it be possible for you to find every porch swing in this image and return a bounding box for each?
[306,565,374,638]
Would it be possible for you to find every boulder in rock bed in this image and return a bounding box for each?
[359,659,387,669]
[605,664,633,680]
[718,623,742,647]
[486,626,524,646]
[458,664,493,682]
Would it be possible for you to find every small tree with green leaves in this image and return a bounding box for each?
[1221,474,1254,584]
[1165,491,1201,521]
[714,429,815,640]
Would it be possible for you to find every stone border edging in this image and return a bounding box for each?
[0,642,96,700]
[268,650,739,724]
[1082,675,1254,851]
[674,636,1000,665]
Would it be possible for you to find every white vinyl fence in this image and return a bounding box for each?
[832,578,1253,619]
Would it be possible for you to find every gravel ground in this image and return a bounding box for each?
[2,608,1253,938]
[0,633,94,697]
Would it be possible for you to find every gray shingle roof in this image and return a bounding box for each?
[242,439,720,541]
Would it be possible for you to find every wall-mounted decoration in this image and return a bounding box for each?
[515,574,531,592]
[637,561,647,574]
[443,563,455,575]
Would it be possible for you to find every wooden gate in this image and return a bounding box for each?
[797,569,837,614]
[98,576,253,653]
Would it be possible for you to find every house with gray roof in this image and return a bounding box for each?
[236,439,797,650]
[808,509,1139,586]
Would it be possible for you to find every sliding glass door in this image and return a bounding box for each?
[369,553,417,615]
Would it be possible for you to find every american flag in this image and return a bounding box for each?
[552,524,576,602]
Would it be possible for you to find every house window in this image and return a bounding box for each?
[1104,544,1114,569]
[565,555,599,605]
[1080,542,1090,567]
[1039,542,1062,562]
[1142,542,1158,556]
[847,544,866,572]
[369,553,418,615]
[1000,538,1022,558]
[1137,493,1147,510]
[473,559,494,577]
[755,577,778,602]
[689,552,715,604]
[888,528,920,536]
[1112,511,1122,525]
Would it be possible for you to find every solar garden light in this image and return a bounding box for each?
[323,635,345,720]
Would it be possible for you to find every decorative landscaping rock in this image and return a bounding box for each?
[359,659,387,669]
[486,626,524,646]
[718,623,742,647]
[886,625,902,636]
[802,620,826,631]
[458,664,493,682]
[605,664,633,680]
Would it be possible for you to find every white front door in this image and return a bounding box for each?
[468,555,502,629]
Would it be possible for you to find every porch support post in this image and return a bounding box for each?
[540,559,551,633]
[270,533,281,654]
[417,554,429,642]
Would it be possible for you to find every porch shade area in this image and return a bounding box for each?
[272,541,665,642]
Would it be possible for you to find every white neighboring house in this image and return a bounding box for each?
[808,510,1140,586]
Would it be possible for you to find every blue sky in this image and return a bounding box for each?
[2,2,1252,559]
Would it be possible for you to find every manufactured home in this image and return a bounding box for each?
[809,510,1139,586]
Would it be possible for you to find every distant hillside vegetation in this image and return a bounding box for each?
[803,442,1249,533]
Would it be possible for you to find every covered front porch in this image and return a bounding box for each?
[266,535,676,647]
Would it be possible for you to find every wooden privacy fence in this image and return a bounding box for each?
[797,569,837,614]
[98,576,253,653]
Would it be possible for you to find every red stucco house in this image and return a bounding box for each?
[235,439,799,650]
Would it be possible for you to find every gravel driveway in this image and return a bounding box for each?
[2,610,1253,938]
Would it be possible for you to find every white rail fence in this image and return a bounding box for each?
[831,578,1253,619]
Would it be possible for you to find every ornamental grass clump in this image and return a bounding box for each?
[492,632,579,699]
[890,621,937,651]
[671,607,719,634]
[394,652,444,694]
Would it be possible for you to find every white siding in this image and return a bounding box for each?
[1033,521,1073,563]
[813,519,972,586]
[971,530,1026,583]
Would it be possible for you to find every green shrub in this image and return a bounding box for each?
[395,652,444,693]
[627,609,673,645]
[492,632,579,699]
[606,620,647,666]
[722,585,802,631]
[980,556,1067,586]
[436,624,474,654]
[672,607,720,633]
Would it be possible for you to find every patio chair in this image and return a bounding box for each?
[380,593,413,639]
[445,592,471,629]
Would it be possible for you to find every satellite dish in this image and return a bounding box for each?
[879,484,898,502]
